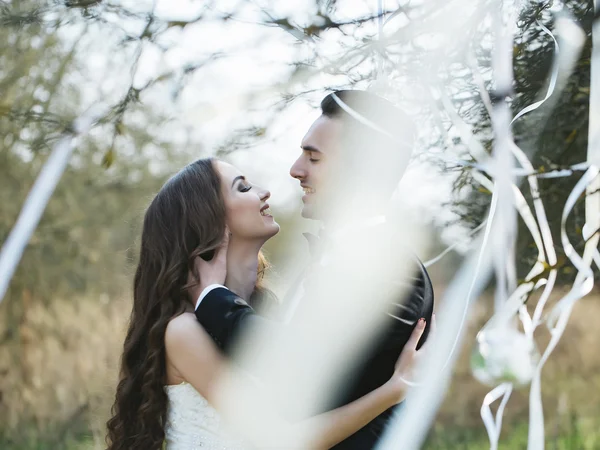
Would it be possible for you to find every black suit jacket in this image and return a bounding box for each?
[195,228,434,450]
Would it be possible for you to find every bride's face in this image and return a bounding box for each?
[215,160,280,241]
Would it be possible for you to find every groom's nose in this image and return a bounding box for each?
[290,156,306,180]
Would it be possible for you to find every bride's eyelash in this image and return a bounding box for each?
[239,184,252,192]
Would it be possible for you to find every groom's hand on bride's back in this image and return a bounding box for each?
[187,228,230,303]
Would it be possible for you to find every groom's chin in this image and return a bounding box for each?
[301,201,323,220]
[300,205,314,219]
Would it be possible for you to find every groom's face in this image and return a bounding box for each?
[291,115,343,219]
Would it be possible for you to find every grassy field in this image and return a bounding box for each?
[4,419,600,450]
[2,289,600,449]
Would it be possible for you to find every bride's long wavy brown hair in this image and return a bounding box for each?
[105,158,270,450]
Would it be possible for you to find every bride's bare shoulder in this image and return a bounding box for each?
[165,312,205,345]
[164,312,222,389]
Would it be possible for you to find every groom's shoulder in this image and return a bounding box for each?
[369,221,429,275]
[365,221,416,251]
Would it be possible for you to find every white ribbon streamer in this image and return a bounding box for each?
[376,6,590,450]
[423,220,487,268]
[528,166,599,450]
[0,108,106,303]
[481,382,514,450]
[510,21,560,125]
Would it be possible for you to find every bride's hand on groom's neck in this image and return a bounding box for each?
[187,228,230,304]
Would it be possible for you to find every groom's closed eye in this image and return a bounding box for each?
[301,145,322,163]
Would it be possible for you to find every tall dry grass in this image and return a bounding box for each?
[1,288,599,448]
[0,293,129,448]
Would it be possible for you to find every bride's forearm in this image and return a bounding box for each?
[276,380,403,450]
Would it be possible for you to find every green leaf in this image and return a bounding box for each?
[167,21,190,29]
[101,149,114,169]
[115,122,125,136]
[565,129,578,144]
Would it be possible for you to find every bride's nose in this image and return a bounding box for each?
[259,188,271,202]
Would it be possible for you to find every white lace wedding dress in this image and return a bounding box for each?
[164,382,249,450]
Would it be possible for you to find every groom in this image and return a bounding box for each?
[194,90,434,449]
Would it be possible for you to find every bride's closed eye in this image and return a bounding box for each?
[238,182,252,192]
[230,174,252,193]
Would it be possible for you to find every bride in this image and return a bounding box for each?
[105,158,430,450]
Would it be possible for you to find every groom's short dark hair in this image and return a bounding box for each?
[319,90,415,195]
[320,90,415,150]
